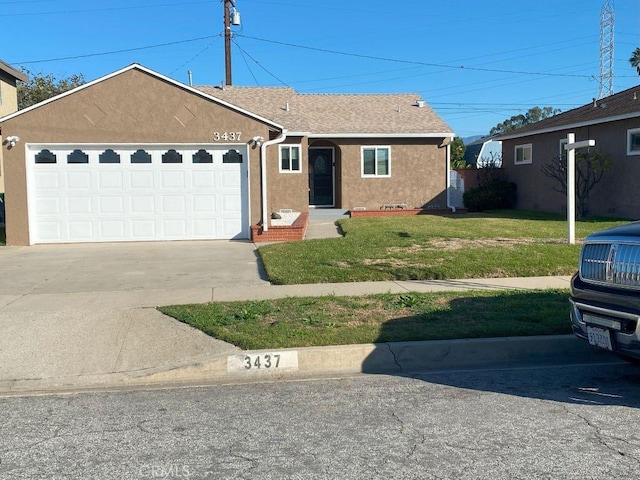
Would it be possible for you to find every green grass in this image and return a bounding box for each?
[258,210,628,285]
[159,290,572,350]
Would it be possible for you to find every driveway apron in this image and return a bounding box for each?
[0,240,268,388]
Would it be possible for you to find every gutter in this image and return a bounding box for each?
[260,131,288,232]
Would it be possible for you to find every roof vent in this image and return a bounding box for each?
[635,92,638,101]
[416,100,426,108]
[285,102,290,112]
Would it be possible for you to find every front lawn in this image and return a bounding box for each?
[258,211,627,285]
[159,290,571,350]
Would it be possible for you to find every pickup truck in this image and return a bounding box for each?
[570,221,640,363]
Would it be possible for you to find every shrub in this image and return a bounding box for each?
[463,180,517,212]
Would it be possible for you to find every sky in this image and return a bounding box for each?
[2,0,640,139]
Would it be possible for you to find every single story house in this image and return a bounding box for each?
[0,59,29,194]
[497,85,640,218]
[462,137,502,168]
[0,63,454,246]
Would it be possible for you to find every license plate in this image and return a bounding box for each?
[586,325,613,351]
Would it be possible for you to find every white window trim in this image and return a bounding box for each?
[361,146,391,178]
[279,144,302,173]
[559,138,567,159]
[627,128,640,156]
[514,143,532,165]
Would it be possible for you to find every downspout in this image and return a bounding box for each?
[260,130,288,231]
[446,137,456,213]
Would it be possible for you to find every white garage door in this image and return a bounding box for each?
[27,145,250,244]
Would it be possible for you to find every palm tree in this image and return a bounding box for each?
[629,48,640,76]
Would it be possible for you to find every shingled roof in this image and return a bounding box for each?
[196,85,453,136]
[497,84,640,140]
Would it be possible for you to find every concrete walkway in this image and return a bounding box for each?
[304,208,348,240]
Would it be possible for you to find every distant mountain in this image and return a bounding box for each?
[462,135,485,145]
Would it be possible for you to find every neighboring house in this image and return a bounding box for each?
[0,59,28,195]
[497,85,640,218]
[0,63,454,246]
[463,137,502,167]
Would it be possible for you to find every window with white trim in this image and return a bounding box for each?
[627,128,640,155]
[559,138,567,161]
[514,144,532,165]
[361,146,390,177]
[279,145,301,172]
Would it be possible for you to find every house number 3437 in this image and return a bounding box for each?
[213,132,242,141]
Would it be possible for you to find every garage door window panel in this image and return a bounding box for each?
[131,150,152,164]
[193,150,213,164]
[35,149,57,164]
[99,149,121,164]
[223,149,243,164]
[162,149,183,164]
[68,149,89,164]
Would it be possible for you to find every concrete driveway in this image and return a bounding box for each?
[0,240,269,392]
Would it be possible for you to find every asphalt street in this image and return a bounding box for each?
[2,360,639,479]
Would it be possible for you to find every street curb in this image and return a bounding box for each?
[136,335,614,383]
[0,335,617,395]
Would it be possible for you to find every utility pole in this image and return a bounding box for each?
[223,0,240,86]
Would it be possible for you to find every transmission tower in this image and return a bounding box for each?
[599,0,615,99]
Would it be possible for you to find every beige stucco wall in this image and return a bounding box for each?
[266,136,309,216]
[0,68,276,245]
[501,118,640,218]
[0,72,20,118]
[329,138,448,210]
[0,71,22,194]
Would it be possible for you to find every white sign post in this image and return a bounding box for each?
[564,133,595,244]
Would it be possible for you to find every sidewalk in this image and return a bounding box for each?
[1,275,617,396]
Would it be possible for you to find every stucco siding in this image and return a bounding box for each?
[502,118,640,218]
[336,138,447,210]
[0,72,21,193]
[266,136,309,216]
[1,68,275,245]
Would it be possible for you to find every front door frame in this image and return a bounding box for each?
[308,146,335,207]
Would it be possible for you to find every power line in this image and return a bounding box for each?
[1,0,215,16]
[169,38,220,75]
[236,34,597,80]
[14,35,221,65]
[232,39,289,87]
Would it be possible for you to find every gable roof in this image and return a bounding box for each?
[0,63,283,130]
[197,85,454,137]
[0,59,28,83]
[497,84,640,140]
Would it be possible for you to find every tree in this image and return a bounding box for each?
[450,137,467,169]
[629,48,640,76]
[541,148,613,218]
[17,69,86,110]
[489,106,561,137]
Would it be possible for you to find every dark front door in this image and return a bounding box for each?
[309,148,334,206]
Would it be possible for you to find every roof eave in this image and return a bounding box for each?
[308,132,454,139]
[0,63,284,130]
[0,60,28,83]
[497,111,640,141]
